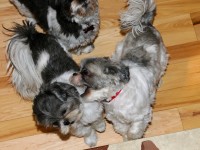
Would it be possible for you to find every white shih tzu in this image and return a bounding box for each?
[9,0,99,55]
[80,0,168,140]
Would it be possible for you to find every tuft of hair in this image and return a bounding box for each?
[7,21,42,100]
[120,0,156,35]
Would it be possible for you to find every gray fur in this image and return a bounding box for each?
[120,0,156,36]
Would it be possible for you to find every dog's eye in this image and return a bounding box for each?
[52,121,59,127]
[61,110,67,116]
[63,120,70,126]
[81,68,89,76]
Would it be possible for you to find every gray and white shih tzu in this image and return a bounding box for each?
[81,0,168,140]
[10,0,99,55]
[7,22,105,147]
[33,82,105,147]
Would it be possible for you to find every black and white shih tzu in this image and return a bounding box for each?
[7,21,84,100]
[80,0,168,140]
[10,0,99,55]
[7,21,105,147]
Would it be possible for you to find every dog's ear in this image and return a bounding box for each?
[49,82,80,101]
[120,66,130,82]
[103,66,118,75]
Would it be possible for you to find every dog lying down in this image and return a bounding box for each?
[80,0,168,141]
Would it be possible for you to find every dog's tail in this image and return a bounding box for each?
[7,21,42,100]
[120,0,156,35]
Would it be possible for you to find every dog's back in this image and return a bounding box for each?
[113,0,168,75]
[7,21,79,100]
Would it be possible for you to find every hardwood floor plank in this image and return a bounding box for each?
[0,108,183,149]
[0,77,33,122]
[179,103,200,130]
[0,116,42,142]
[154,14,197,46]
[145,109,183,137]
[191,11,200,40]
[155,0,200,17]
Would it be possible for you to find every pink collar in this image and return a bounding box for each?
[109,89,122,102]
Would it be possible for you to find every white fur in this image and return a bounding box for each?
[47,7,61,33]
[105,29,168,141]
[7,37,42,100]
[36,51,50,74]
[69,100,105,147]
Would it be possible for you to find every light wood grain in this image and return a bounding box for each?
[0,108,183,150]
[0,0,200,149]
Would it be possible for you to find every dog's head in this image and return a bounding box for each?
[70,0,98,17]
[80,57,130,90]
[55,0,98,18]
[33,82,81,135]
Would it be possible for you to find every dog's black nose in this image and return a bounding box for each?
[73,73,78,76]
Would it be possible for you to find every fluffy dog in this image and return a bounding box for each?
[80,0,168,140]
[7,22,105,146]
[33,82,105,147]
[7,21,84,100]
[10,0,99,55]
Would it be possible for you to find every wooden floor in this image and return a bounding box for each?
[0,0,200,149]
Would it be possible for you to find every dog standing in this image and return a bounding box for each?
[10,0,99,55]
[80,0,168,140]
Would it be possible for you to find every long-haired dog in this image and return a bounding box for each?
[7,22,105,146]
[80,0,168,140]
[33,82,105,147]
[10,0,99,55]
[7,21,84,100]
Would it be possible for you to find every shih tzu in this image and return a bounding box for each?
[7,21,105,146]
[9,0,99,55]
[80,0,168,140]
[33,82,105,147]
[7,21,84,100]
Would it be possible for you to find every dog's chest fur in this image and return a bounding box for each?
[80,102,103,125]
[104,67,155,123]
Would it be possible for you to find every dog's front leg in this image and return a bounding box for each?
[74,44,94,55]
[84,128,97,147]
[127,120,148,140]
[92,117,106,133]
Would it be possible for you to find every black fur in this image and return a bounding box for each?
[16,0,82,37]
[11,21,79,83]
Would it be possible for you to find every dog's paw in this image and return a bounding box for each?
[127,126,144,140]
[81,44,94,54]
[84,130,97,147]
[26,17,37,25]
[94,120,106,133]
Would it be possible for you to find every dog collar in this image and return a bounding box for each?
[108,89,122,102]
